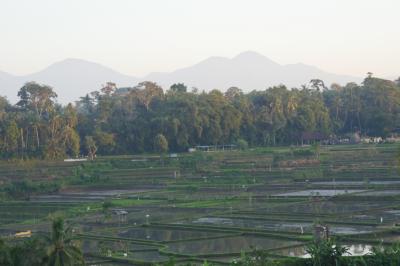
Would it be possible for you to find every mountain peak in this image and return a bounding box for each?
[0,70,15,78]
[233,50,264,58]
[232,51,279,65]
[59,57,88,63]
[0,51,362,104]
[49,58,108,68]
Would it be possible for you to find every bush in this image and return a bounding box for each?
[306,238,348,266]
[3,180,61,200]
[237,139,249,150]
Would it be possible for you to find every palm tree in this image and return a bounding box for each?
[0,239,12,266]
[45,217,85,266]
[11,237,48,266]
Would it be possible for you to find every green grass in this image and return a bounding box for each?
[110,198,161,207]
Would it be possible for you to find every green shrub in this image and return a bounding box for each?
[237,139,249,150]
[306,239,348,266]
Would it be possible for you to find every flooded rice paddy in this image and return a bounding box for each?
[276,189,365,197]
[272,243,374,258]
[191,217,378,235]
[166,235,301,255]
[311,181,400,186]
[102,227,227,242]
[3,145,400,264]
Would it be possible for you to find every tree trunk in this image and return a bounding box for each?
[20,128,24,157]
[34,125,40,149]
[25,128,29,150]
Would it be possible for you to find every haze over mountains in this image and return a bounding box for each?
[0,51,362,104]
[0,59,139,104]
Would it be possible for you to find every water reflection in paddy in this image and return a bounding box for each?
[276,189,365,197]
[263,201,395,214]
[81,239,168,263]
[193,217,311,233]
[192,217,377,235]
[312,181,400,186]
[125,251,169,262]
[104,227,226,241]
[167,236,301,255]
[273,243,374,258]
[80,239,155,254]
[357,190,400,196]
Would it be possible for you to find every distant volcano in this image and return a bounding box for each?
[0,51,361,104]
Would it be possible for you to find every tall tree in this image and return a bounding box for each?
[85,136,97,160]
[4,120,20,156]
[17,82,57,119]
[45,217,85,266]
[154,133,168,154]
[0,239,11,265]
[169,83,187,94]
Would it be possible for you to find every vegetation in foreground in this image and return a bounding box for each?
[0,217,84,266]
[231,239,400,266]
[3,232,400,266]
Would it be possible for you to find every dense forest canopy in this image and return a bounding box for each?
[0,76,400,159]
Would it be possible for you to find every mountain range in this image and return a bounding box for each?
[0,51,363,104]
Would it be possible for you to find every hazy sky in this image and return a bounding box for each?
[0,0,399,78]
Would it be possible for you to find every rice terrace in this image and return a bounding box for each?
[1,1,400,265]
[1,141,400,265]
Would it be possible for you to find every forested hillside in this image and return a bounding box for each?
[0,76,399,159]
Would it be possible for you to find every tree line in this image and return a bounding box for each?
[0,76,399,159]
